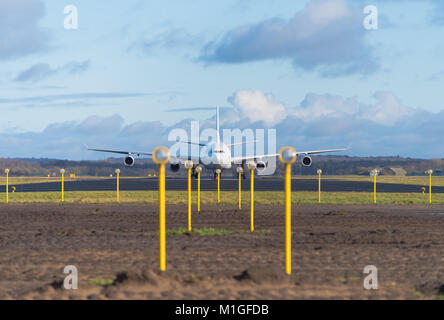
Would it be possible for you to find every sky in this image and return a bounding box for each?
[1,0,444,159]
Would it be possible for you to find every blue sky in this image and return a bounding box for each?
[1,0,444,159]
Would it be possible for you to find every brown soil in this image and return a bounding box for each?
[1,203,444,299]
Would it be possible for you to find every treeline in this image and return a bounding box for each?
[0,156,443,177]
[292,156,444,176]
[0,158,158,177]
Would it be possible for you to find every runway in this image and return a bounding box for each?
[3,177,442,193]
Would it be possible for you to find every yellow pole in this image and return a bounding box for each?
[188,167,192,231]
[238,172,242,210]
[197,172,201,212]
[318,173,321,203]
[285,163,291,275]
[116,172,120,203]
[159,163,166,271]
[61,172,65,202]
[6,172,9,204]
[217,172,220,204]
[429,173,432,205]
[153,146,170,272]
[250,169,254,232]
[373,174,376,204]
[279,146,297,275]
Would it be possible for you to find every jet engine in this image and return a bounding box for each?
[124,155,135,167]
[301,155,312,167]
[256,161,267,172]
[170,163,180,172]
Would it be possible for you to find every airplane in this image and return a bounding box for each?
[87,107,347,179]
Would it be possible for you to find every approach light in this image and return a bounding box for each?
[152,147,170,165]
[184,160,194,169]
[426,169,433,175]
[317,169,322,175]
[115,169,120,174]
[236,167,244,174]
[60,169,65,174]
[215,169,221,174]
[195,165,203,173]
[4,169,9,174]
[279,147,297,164]
[247,161,257,170]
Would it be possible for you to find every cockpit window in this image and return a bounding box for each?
[208,148,224,157]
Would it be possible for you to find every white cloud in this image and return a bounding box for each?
[200,0,377,76]
[228,90,286,126]
[287,91,415,126]
[226,90,415,127]
[289,93,360,121]
[359,92,415,126]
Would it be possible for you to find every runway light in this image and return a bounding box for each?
[279,146,297,275]
[237,167,243,210]
[425,169,433,204]
[279,148,297,164]
[247,162,256,232]
[60,169,65,203]
[317,169,322,204]
[184,160,193,169]
[247,161,257,170]
[115,169,120,203]
[153,146,170,271]
[185,160,194,231]
[153,147,170,165]
[196,165,203,212]
[4,168,10,204]
[216,169,221,204]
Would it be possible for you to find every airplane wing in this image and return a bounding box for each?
[178,140,206,147]
[295,148,347,155]
[231,154,279,163]
[88,147,200,163]
[231,148,347,163]
[87,147,152,156]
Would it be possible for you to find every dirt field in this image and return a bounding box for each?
[1,203,444,299]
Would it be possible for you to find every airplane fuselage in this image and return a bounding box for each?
[200,142,232,170]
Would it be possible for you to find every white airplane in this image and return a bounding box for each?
[88,107,346,178]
